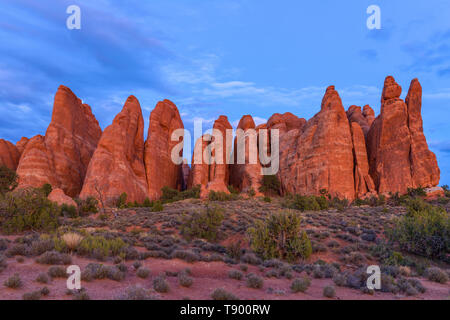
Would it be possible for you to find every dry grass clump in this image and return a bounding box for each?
[62,233,84,250]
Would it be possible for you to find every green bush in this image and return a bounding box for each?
[208,190,238,201]
[227,185,239,195]
[407,187,427,198]
[75,197,98,216]
[4,273,22,288]
[291,277,311,293]
[61,204,77,218]
[211,288,239,300]
[259,175,281,195]
[0,165,18,195]
[151,201,164,212]
[283,195,329,211]
[160,185,201,203]
[116,192,128,209]
[40,183,53,197]
[0,188,61,233]
[247,211,312,262]
[77,235,128,259]
[180,205,224,242]
[387,200,449,261]
[246,274,263,289]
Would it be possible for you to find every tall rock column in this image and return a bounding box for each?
[288,86,356,200]
[367,76,413,194]
[144,100,184,200]
[16,85,102,197]
[80,96,148,204]
[405,79,440,188]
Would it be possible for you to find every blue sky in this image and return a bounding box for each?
[1,0,450,185]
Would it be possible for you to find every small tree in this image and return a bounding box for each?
[248,211,312,262]
[0,165,18,195]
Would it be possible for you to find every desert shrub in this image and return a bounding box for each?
[248,211,312,262]
[62,233,83,251]
[133,261,142,270]
[116,285,159,300]
[40,183,53,197]
[23,290,42,300]
[0,188,60,233]
[151,201,164,212]
[153,276,169,293]
[160,185,201,203]
[40,287,50,296]
[60,204,77,218]
[36,251,71,265]
[0,165,18,195]
[77,235,128,259]
[228,270,243,280]
[246,274,263,289]
[290,277,311,293]
[387,201,449,261]
[178,273,193,287]
[259,175,280,195]
[116,192,128,209]
[247,188,256,198]
[36,273,50,284]
[82,263,125,282]
[180,205,224,242]
[425,267,448,284]
[284,194,331,211]
[240,253,262,265]
[75,197,98,216]
[73,289,90,300]
[136,267,150,279]
[48,266,67,278]
[323,285,336,298]
[227,185,239,195]
[407,187,427,198]
[211,288,239,300]
[171,250,199,263]
[226,241,243,260]
[0,254,7,273]
[4,273,22,288]
[5,243,29,257]
[208,190,238,201]
[263,196,271,203]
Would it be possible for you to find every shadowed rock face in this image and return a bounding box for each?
[188,115,233,197]
[347,105,371,136]
[0,139,20,171]
[285,86,356,200]
[80,96,148,204]
[16,85,102,197]
[367,76,440,194]
[144,99,184,200]
[229,115,263,195]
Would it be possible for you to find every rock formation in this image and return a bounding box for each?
[0,139,20,170]
[144,100,184,200]
[80,96,148,204]
[188,134,211,196]
[350,122,376,198]
[181,159,191,191]
[367,76,439,194]
[48,188,77,207]
[229,115,264,195]
[15,137,29,155]
[347,105,371,136]
[283,86,356,200]
[16,86,102,197]
[405,79,440,188]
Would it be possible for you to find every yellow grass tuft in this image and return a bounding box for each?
[62,233,84,250]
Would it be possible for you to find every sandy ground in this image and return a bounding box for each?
[0,255,448,300]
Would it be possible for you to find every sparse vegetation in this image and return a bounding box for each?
[4,273,22,288]
[0,165,18,195]
[290,277,311,293]
[211,288,239,300]
[180,205,224,242]
[248,211,312,262]
[259,175,280,195]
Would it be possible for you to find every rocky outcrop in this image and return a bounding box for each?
[350,122,376,198]
[188,116,234,197]
[284,86,356,200]
[144,100,184,200]
[363,105,375,127]
[48,188,77,207]
[16,86,102,197]
[367,76,439,194]
[347,105,371,136]
[181,159,190,191]
[0,139,20,170]
[15,137,29,155]
[229,115,263,195]
[80,96,148,204]
[406,79,440,188]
